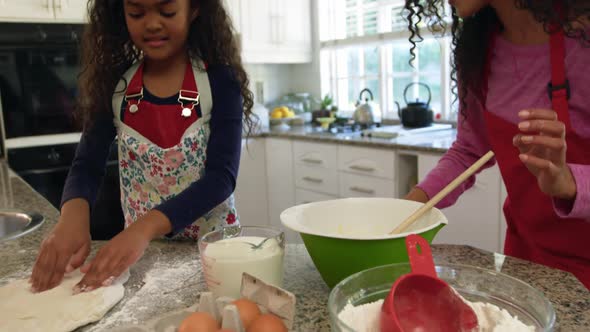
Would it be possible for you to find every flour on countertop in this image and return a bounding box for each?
[337,298,535,332]
[86,260,197,331]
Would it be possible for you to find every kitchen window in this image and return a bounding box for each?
[319,0,455,121]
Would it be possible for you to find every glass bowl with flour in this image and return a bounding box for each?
[199,226,285,298]
[328,263,556,332]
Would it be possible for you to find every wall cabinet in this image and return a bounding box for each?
[54,0,88,22]
[0,0,87,23]
[417,153,503,253]
[239,0,312,63]
[0,0,55,21]
[223,0,241,34]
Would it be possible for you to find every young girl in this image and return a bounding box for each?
[404,0,590,288]
[30,0,253,293]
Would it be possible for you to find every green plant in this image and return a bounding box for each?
[320,94,334,110]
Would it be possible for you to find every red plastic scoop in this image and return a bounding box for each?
[380,234,479,332]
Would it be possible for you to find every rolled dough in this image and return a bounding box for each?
[0,270,129,332]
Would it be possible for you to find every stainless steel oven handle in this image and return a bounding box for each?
[19,161,118,176]
[18,166,71,175]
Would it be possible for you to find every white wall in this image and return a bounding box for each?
[245,64,292,104]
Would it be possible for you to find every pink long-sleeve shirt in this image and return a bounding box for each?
[418,33,590,220]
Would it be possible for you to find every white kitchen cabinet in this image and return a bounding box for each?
[293,141,338,170]
[295,188,336,205]
[293,141,339,196]
[223,0,241,34]
[234,138,269,227]
[0,0,55,21]
[52,0,88,22]
[0,0,87,22]
[294,165,339,195]
[339,173,395,198]
[265,138,297,243]
[338,146,396,180]
[239,0,312,63]
[418,153,503,253]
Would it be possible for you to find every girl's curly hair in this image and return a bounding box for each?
[404,0,589,118]
[77,0,254,133]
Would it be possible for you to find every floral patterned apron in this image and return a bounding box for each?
[111,58,238,240]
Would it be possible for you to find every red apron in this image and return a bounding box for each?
[124,61,200,148]
[483,29,590,289]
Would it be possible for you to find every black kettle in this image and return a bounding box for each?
[395,82,434,128]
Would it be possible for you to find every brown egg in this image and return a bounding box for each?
[178,312,219,332]
[246,314,287,332]
[231,298,261,328]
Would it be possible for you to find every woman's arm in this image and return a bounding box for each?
[410,102,496,208]
[553,164,590,219]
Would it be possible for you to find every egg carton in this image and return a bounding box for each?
[109,273,296,332]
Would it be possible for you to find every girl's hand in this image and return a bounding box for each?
[74,210,172,293]
[513,109,577,200]
[30,198,91,293]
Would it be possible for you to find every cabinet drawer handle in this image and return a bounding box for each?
[349,165,375,172]
[302,158,323,165]
[349,186,375,195]
[302,176,323,184]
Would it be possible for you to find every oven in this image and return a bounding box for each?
[0,23,123,240]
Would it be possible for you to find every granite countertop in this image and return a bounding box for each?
[251,124,457,153]
[0,162,589,331]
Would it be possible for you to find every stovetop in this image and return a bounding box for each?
[320,121,453,139]
[327,122,381,134]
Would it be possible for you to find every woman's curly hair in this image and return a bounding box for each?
[77,0,254,133]
[404,0,589,117]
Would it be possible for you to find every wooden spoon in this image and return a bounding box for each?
[389,151,495,235]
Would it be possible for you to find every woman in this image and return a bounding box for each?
[404,0,590,288]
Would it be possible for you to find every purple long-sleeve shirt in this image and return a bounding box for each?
[418,33,590,220]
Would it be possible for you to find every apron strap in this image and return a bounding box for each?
[191,58,212,120]
[113,62,141,124]
[112,58,213,123]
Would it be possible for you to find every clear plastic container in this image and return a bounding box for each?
[199,226,286,298]
[328,263,556,332]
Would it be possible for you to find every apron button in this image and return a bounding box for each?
[181,108,192,117]
[129,104,139,113]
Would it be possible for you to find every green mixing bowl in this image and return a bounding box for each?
[280,198,447,288]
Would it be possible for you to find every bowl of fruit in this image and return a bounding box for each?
[270,106,295,129]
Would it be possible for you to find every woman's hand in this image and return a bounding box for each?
[513,109,576,200]
[30,198,91,292]
[404,187,430,203]
[74,210,172,293]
